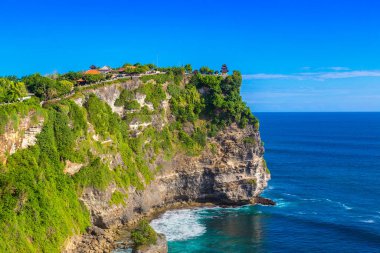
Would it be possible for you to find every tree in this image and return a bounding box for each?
[4,75,19,82]
[90,65,97,69]
[22,73,55,99]
[83,74,104,84]
[58,71,83,81]
[0,78,27,103]
[199,66,213,75]
[124,65,149,75]
[122,63,133,68]
[146,63,156,70]
[184,64,192,73]
[56,80,74,94]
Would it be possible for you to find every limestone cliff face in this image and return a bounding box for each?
[80,123,269,229]
[62,79,270,252]
[0,111,44,164]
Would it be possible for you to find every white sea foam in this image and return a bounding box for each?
[150,209,206,241]
[360,219,375,224]
[275,199,289,208]
[284,193,297,197]
[341,203,353,210]
[302,198,319,202]
[324,198,353,210]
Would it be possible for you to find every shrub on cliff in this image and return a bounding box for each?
[131,219,157,248]
[0,78,27,103]
[22,74,74,100]
[190,70,258,129]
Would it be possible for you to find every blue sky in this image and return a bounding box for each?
[1,0,379,111]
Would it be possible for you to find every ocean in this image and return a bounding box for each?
[150,113,380,253]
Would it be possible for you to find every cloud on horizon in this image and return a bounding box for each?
[243,70,380,81]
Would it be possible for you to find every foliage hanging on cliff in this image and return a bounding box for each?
[131,219,158,248]
[0,105,90,253]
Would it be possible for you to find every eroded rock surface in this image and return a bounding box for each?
[0,111,44,164]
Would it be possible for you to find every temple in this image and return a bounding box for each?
[221,64,229,75]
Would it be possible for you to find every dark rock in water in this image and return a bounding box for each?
[253,197,276,206]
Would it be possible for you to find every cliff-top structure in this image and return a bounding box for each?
[0,64,270,252]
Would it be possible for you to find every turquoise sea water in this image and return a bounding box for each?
[150,113,380,253]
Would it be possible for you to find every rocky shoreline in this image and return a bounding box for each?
[66,197,275,253]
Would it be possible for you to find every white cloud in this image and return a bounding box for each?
[243,70,380,81]
[328,67,351,71]
[300,66,351,71]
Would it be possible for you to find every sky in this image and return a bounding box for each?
[1,0,380,111]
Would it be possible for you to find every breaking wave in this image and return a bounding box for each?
[150,209,206,241]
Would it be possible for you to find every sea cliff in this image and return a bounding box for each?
[0,69,270,252]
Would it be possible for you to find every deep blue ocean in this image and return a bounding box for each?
[150,113,380,253]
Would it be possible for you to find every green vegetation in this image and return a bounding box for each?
[140,73,172,85]
[137,81,166,109]
[83,74,105,84]
[0,78,27,103]
[192,71,257,129]
[109,191,127,207]
[243,137,256,144]
[73,158,113,192]
[199,66,214,75]
[0,98,44,134]
[0,103,90,252]
[57,71,83,81]
[22,74,74,100]
[167,69,258,137]
[114,89,135,107]
[263,160,270,174]
[0,64,261,252]
[169,83,204,123]
[122,63,150,74]
[131,219,157,248]
[125,100,141,110]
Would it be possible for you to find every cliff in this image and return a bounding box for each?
[0,70,270,253]
[78,123,268,229]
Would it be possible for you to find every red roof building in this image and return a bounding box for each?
[85,69,101,75]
